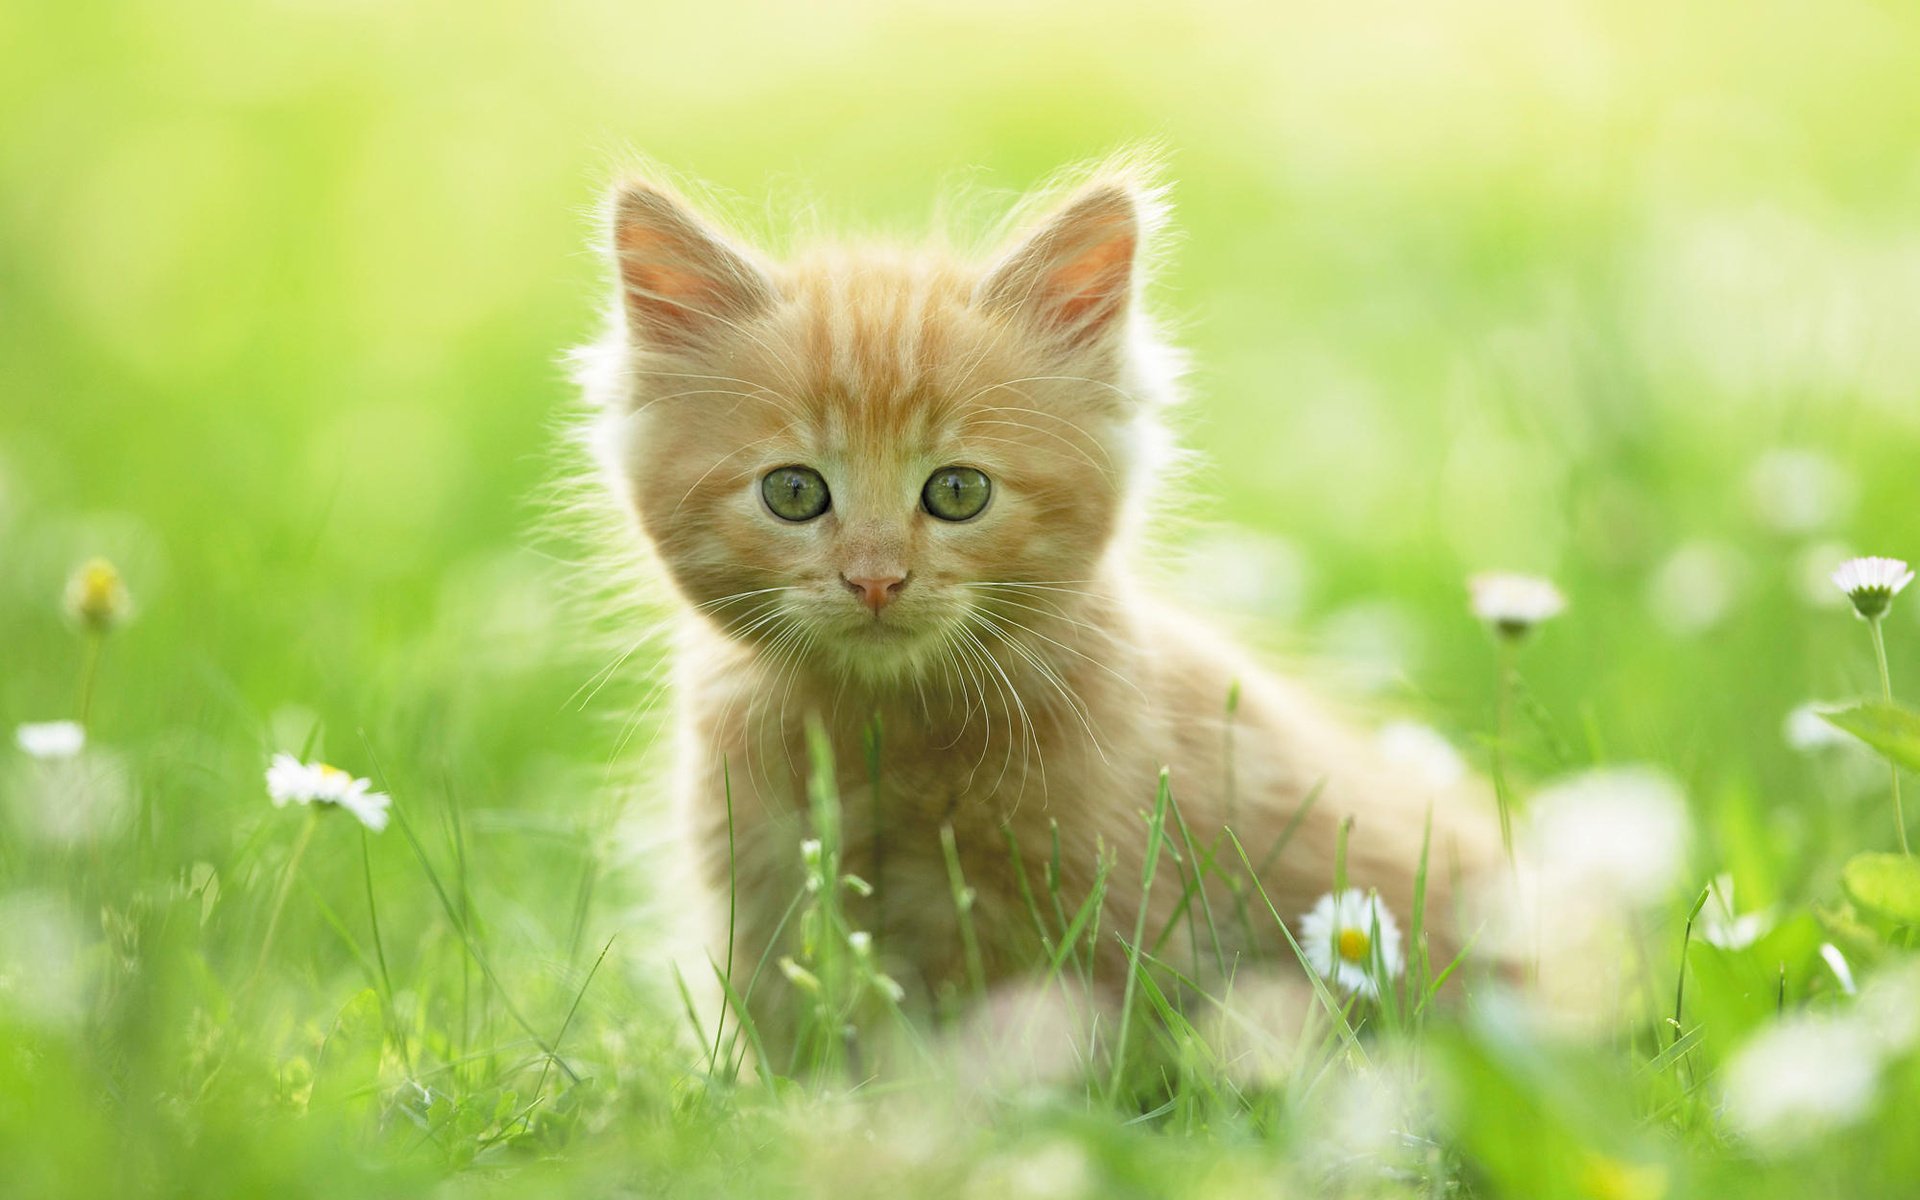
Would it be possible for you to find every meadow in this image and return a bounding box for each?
[7,0,1920,1195]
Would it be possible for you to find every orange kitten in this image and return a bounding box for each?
[578,158,1503,1048]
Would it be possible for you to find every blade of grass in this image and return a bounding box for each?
[708,759,738,1078]
[1225,827,1367,1062]
[941,822,987,1004]
[711,956,774,1090]
[1154,785,1228,978]
[1406,804,1433,1012]
[518,933,616,1136]
[359,824,413,1078]
[1003,825,1060,960]
[1042,852,1114,988]
[375,763,580,1084]
[1108,768,1173,1101]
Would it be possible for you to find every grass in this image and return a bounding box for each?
[9,0,1920,1195]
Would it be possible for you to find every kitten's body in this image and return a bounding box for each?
[679,589,1488,998]
[582,162,1500,1044]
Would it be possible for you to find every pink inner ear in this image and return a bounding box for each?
[978,185,1142,349]
[612,195,771,348]
[619,258,724,342]
[1047,229,1136,339]
[615,224,720,344]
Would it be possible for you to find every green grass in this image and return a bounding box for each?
[8,0,1920,1194]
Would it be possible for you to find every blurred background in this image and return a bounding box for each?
[9,0,1920,866]
[5,0,1920,1191]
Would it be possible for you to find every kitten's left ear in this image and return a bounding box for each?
[974,180,1149,351]
[608,179,778,350]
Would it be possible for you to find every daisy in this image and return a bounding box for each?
[15,721,85,761]
[1831,556,1914,853]
[1832,556,1913,621]
[65,557,131,633]
[1298,888,1404,998]
[1468,572,1565,639]
[264,753,391,832]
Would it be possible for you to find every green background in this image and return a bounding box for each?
[5,0,1920,1194]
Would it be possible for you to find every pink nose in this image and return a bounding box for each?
[842,573,907,613]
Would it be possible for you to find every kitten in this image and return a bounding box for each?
[578,158,1503,1050]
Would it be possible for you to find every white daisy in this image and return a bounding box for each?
[15,721,85,761]
[263,753,390,832]
[264,754,319,804]
[1468,572,1566,638]
[1832,556,1913,620]
[1298,888,1404,998]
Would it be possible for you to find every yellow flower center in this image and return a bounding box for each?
[1337,927,1371,964]
[318,764,351,786]
[69,557,129,630]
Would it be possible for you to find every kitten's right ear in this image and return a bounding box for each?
[974,179,1148,353]
[608,180,777,349]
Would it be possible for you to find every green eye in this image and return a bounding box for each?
[761,466,831,522]
[922,466,992,522]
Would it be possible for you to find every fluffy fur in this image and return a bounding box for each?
[576,157,1502,1048]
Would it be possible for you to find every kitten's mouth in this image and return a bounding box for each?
[851,618,920,640]
[835,608,949,652]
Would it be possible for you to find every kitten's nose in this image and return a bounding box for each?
[841,572,907,614]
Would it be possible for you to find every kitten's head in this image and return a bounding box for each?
[582,161,1179,682]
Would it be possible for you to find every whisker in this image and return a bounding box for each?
[945,630,996,792]
[692,585,802,613]
[967,610,1112,769]
[958,618,1045,809]
[957,622,1031,805]
[624,386,789,424]
[957,374,1143,411]
[963,420,1110,473]
[567,627,662,712]
[668,423,801,519]
[966,594,1147,701]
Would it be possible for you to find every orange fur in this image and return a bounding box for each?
[577,160,1503,1047]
